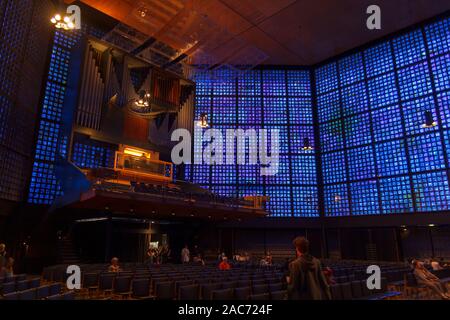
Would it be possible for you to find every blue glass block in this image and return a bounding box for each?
[263,125,289,154]
[35,120,59,161]
[350,180,380,215]
[393,30,427,67]
[292,186,319,217]
[317,90,340,123]
[408,132,446,172]
[338,53,364,86]
[403,95,438,136]
[438,91,450,129]
[375,139,408,176]
[371,105,403,142]
[342,82,368,116]
[194,73,213,95]
[238,164,262,184]
[212,69,236,95]
[265,186,291,217]
[380,176,414,214]
[287,70,311,96]
[397,62,432,101]
[184,163,192,181]
[263,97,287,124]
[315,63,338,94]
[289,125,315,154]
[324,184,350,216]
[364,41,394,77]
[211,185,237,197]
[238,186,264,198]
[265,157,290,184]
[262,70,286,96]
[212,96,236,124]
[425,17,450,57]
[211,164,236,184]
[320,120,344,152]
[291,155,317,185]
[71,142,114,168]
[238,70,261,96]
[347,146,376,180]
[27,162,62,204]
[41,82,66,122]
[238,96,262,124]
[431,54,450,92]
[192,164,210,184]
[288,97,313,124]
[368,73,399,108]
[322,151,347,184]
[413,171,450,212]
[443,130,450,167]
[344,113,372,147]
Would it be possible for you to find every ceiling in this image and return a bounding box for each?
[68,0,450,65]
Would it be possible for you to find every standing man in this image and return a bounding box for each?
[181,245,190,264]
[287,237,331,300]
[0,243,7,277]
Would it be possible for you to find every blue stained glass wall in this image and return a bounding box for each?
[318,16,450,216]
[190,68,318,217]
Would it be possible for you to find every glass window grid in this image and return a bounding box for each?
[407,132,446,172]
[413,171,450,212]
[397,62,432,101]
[292,186,319,217]
[317,90,340,123]
[322,151,347,184]
[403,95,439,136]
[371,105,403,142]
[315,63,338,94]
[424,17,450,57]
[431,54,450,92]
[324,184,350,216]
[265,186,292,217]
[341,82,369,116]
[338,53,365,86]
[287,70,311,96]
[364,41,394,77]
[375,139,408,177]
[368,72,399,108]
[344,112,372,147]
[347,146,376,181]
[379,176,414,214]
[350,180,380,215]
[393,30,427,68]
[319,120,344,152]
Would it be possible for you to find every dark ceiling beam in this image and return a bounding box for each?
[130,37,157,56]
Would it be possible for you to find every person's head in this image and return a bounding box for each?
[293,236,309,256]
[0,243,5,254]
[222,256,228,262]
[412,260,424,269]
[111,257,119,266]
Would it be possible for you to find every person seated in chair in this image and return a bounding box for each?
[4,257,14,277]
[108,257,121,273]
[412,260,449,300]
[219,257,231,270]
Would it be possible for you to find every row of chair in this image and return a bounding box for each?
[1,277,41,295]
[330,278,401,300]
[2,283,63,300]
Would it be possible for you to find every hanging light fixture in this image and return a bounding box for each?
[421,110,437,128]
[302,137,313,151]
[134,90,151,108]
[50,12,75,30]
[196,113,209,128]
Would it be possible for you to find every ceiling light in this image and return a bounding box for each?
[302,137,313,151]
[421,111,437,128]
[51,14,76,30]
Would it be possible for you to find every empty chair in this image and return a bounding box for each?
[62,291,75,300]
[351,281,363,299]
[250,293,270,300]
[132,278,152,299]
[234,287,251,300]
[2,281,16,295]
[16,280,28,291]
[252,279,266,286]
[201,283,222,300]
[222,281,237,289]
[47,294,63,300]
[212,288,233,300]
[340,282,353,300]
[19,288,37,300]
[175,280,193,297]
[179,284,200,300]
[330,284,343,300]
[28,277,41,289]
[270,290,287,300]
[49,283,62,296]
[98,273,115,296]
[252,284,269,295]
[236,280,250,288]
[113,276,132,299]
[37,285,51,300]
[3,292,19,300]
[155,281,175,300]
[269,282,283,292]
[82,273,99,297]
